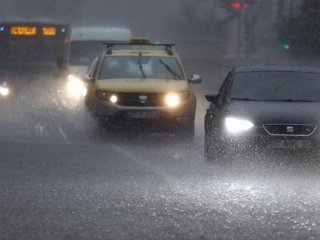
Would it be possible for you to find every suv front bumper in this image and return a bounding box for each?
[91,98,196,123]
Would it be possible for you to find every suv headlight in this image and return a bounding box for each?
[109,94,118,104]
[225,117,254,134]
[96,91,118,104]
[96,90,108,101]
[164,92,188,108]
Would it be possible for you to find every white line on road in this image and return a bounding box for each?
[58,125,67,139]
[110,144,178,187]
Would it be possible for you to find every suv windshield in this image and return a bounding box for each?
[230,72,320,102]
[99,56,183,80]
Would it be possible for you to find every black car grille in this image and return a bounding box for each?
[117,93,165,107]
[263,124,317,136]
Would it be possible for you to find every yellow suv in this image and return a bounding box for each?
[84,39,201,137]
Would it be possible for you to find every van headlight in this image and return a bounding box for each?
[67,74,87,98]
[0,85,9,97]
[225,117,254,134]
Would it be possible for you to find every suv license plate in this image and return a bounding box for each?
[270,139,311,149]
[127,111,160,119]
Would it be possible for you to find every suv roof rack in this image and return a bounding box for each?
[105,40,175,56]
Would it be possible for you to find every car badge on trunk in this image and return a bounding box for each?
[286,126,294,133]
[139,95,148,104]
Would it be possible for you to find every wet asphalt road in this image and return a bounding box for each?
[1,68,320,239]
[2,132,320,240]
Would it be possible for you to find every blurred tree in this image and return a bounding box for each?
[279,0,320,56]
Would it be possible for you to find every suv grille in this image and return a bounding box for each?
[263,124,317,136]
[117,93,165,107]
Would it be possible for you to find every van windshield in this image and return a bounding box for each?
[69,41,105,65]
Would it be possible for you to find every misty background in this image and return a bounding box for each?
[0,0,304,64]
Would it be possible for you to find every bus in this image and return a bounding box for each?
[0,19,69,72]
[68,27,132,74]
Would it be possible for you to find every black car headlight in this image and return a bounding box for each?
[225,117,254,134]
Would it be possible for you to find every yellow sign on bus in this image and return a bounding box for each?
[42,27,56,36]
[11,26,37,36]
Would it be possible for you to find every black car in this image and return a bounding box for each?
[204,65,320,162]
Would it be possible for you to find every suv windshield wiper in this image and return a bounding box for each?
[158,59,181,79]
[137,59,146,78]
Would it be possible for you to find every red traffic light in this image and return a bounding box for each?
[231,1,249,10]
[231,1,242,9]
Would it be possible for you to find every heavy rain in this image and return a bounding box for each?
[0,1,320,239]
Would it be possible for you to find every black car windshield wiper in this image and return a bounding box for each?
[158,59,181,79]
[261,98,317,102]
[137,59,146,79]
[231,97,260,101]
[232,97,317,102]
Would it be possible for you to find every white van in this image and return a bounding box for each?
[68,27,132,74]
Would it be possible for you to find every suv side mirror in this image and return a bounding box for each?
[80,73,92,83]
[189,74,202,83]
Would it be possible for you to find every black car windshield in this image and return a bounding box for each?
[99,56,183,80]
[230,71,320,102]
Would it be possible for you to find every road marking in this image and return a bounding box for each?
[110,144,177,186]
[58,125,67,139]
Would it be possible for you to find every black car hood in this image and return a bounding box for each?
[225,101,320,124]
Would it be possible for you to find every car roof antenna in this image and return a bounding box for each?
[106,44,113,55]
[140,26,146,56]
[166,45,173,56]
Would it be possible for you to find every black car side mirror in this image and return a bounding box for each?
[205,93,219,104]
